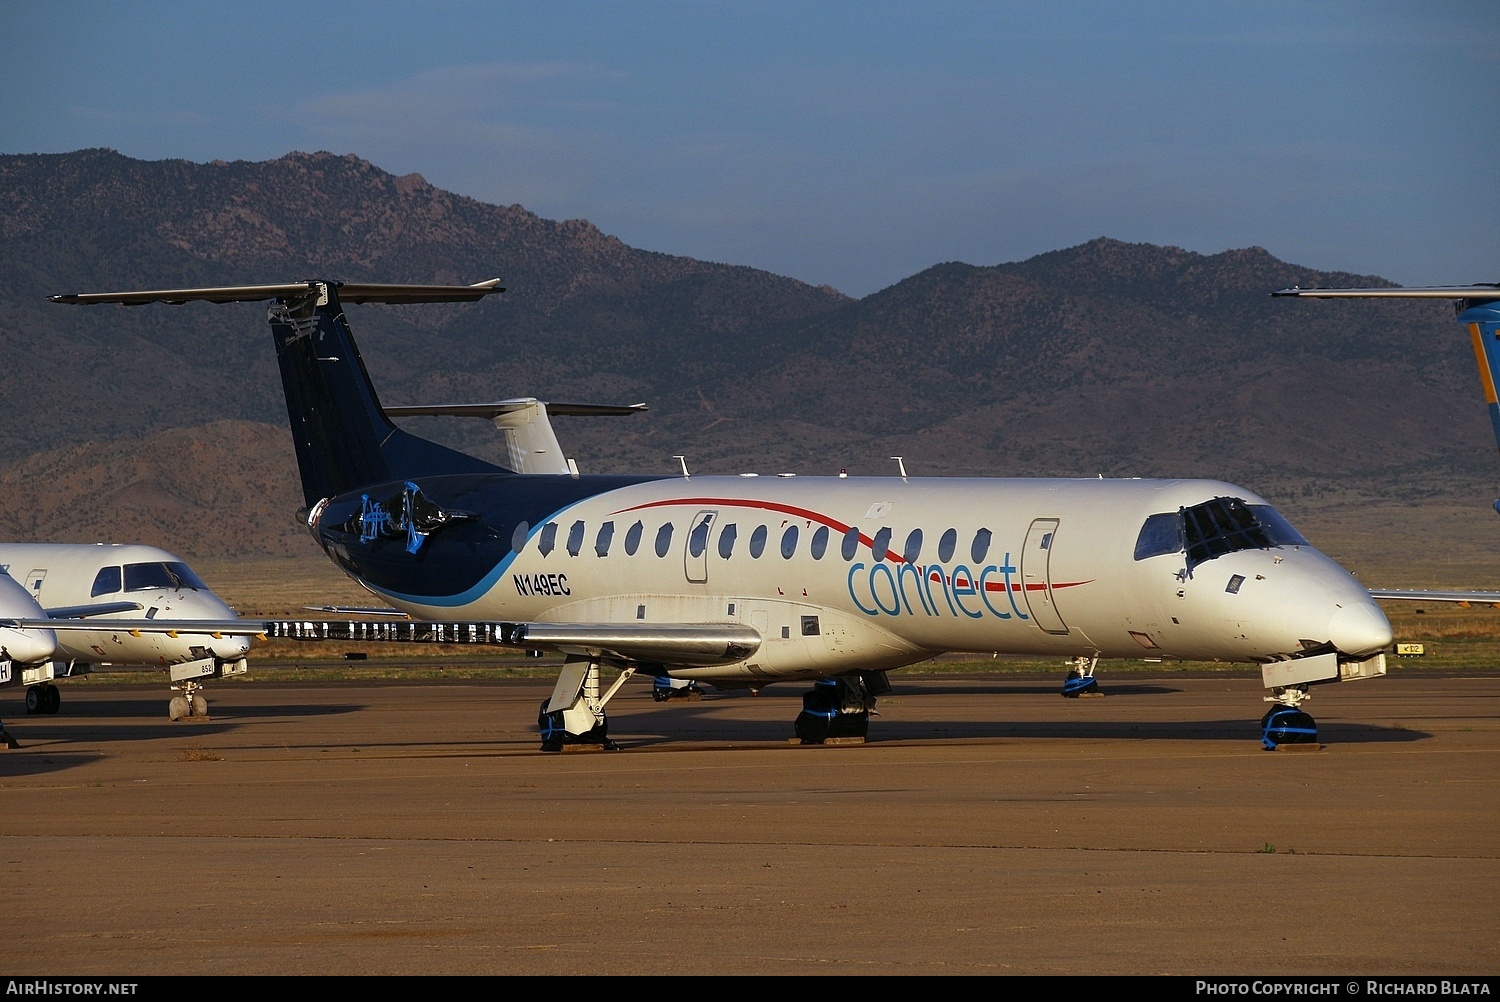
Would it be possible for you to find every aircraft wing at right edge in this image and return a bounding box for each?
[1277,282,1500,601]
[1369,589,1500,606]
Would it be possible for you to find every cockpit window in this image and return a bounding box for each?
[123,562,206,592]
[1133,514,1183,561]
[90,566,122,597]
[1136,497,1308,571]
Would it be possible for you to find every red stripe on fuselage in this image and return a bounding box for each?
[616,496,1091,589]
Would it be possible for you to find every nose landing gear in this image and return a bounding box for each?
[1262,686,1318,750]
[1062,655,1101,697]
[169,680,210,721]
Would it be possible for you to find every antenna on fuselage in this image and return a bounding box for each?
[674,456,691,478]
[890,457,908,482]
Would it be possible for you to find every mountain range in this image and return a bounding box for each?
[0,148,1486,560]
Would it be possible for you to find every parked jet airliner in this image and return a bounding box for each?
[48,280,1394,750]
[0,543,251,719]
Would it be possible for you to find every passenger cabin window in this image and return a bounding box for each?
[903,529,923,563]
[624,521,643,555]
[971,528,992,563]
[781,525,799,558]
[539,523,557,556]
[718,523,737,559]
[124,562,206,592]
[841,527,860,561]
[90,566,122,597]
[567,520,585,556]
[511,521,530,552]
[595,521,615,557]
[872,527,891,562]
[654,523,674,557]
[749,525,768,558]
[810,525,829,559]
[938,528,957,562]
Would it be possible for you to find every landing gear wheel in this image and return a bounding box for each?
[43,684,60,714]
[794,679,872,744]
[1062,671,1100,698]
[1261,704,1318,750]
[169,696,189,722]
[537,698,616,752]
[191,694,209,718]
[24,686,41,715]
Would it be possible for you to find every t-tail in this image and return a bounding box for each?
[1274,281,1500,507]
[52,280,509,507]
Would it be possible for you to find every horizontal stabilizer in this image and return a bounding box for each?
[385,399,648,419]
[51,279,504,307]
[305,606,411,616]
[385,397,647,474]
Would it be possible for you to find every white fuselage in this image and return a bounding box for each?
[354,475,1391,684]
[0,543,250,667]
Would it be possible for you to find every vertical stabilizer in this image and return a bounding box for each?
[269,283,507,507]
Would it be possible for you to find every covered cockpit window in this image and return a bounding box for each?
[1135,499,1309,570]
[123,561,207,592]
[1182,497,1307,570]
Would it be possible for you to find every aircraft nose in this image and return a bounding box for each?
[2,626,57,665]
[1328,602,1393,657]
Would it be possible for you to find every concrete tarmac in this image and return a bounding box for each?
[1,671,1496,976]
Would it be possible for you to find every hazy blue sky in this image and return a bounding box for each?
[3,1,1493,296]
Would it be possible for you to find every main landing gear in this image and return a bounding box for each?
[794,673,887,745]
[651,676,704,702]
[1062,655,1101,698]
[539,657,630,752]
[24,682,60,715]
[1261,686,1317,750]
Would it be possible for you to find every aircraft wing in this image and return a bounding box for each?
[1273,285,1500,302]
[0,616,761,668]
[3,617,265,637]
[262,619,762,667]
[1369,589,1500,606]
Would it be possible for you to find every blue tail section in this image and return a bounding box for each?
[269,284,507,508]
[1460,300,1500,458]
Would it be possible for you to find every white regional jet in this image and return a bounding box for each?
[0,544,251,719]
[47,280,1396,751]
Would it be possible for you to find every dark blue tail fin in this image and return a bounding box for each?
[270,283,507,507]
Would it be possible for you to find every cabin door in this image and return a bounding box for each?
[1020,518,1069,635]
